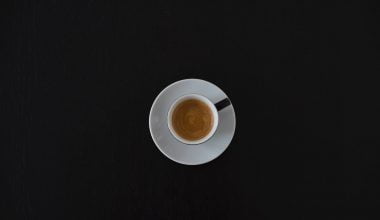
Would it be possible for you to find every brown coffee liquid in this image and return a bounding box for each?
[171,99,214,141]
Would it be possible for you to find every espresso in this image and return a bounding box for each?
[171,99,214,141]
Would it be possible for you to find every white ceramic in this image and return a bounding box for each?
[149,79,236,165]
[167,94,219,145]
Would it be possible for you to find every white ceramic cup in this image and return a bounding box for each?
[167,94,219,145]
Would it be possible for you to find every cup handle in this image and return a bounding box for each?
[214,98,231,111]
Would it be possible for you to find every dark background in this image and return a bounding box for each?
[1,0,379,219]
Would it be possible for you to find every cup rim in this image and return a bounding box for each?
[167,94,219,145]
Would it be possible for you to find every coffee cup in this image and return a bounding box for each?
[167,94,231,145]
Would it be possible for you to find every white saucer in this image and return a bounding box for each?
[149,79,236,165]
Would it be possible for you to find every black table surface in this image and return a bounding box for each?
[1,1,379,219]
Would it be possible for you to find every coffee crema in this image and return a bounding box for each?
[171,99,214,141]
